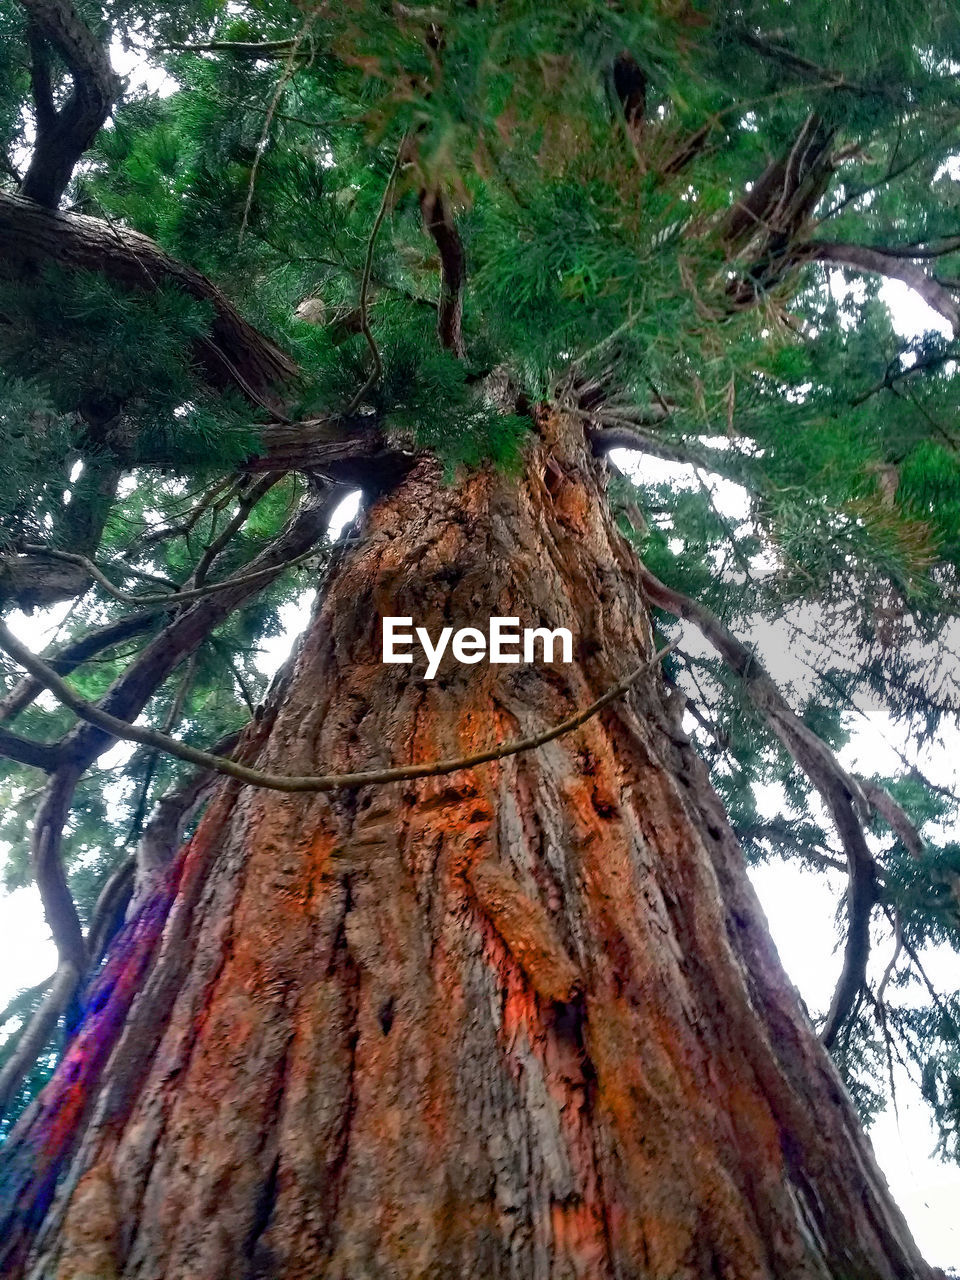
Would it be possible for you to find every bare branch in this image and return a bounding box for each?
[10,537,319,617]
[130,729,240,911]
[802,240,960,332]
[588,421,727,469]
[420,188,466,357]
[30,765,86,970]
[857,777,926,860]
[0,552,91,612]
[0,622,676,795]
[245,418,409,481]
[638,564,878,1047]
[0,960,79,1124]
[0,726,61,771]
[84,858,134,967]
[159,38,303,58]
[722,114,835,255]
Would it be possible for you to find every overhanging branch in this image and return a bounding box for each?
[0,191,298,411]
[802,240,960,332]
[17,0,121,207]
[638,564,878,1046]
[0,627,675,795]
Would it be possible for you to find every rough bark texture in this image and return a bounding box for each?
[0,414,933,1279]
[0,192,296,411]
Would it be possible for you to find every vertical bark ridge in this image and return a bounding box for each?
[3,412,934,1280]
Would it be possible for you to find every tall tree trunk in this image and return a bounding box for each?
[0,413,934,1280]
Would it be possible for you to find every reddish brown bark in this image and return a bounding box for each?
[0,414,934,1279]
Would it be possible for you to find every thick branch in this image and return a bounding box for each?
[802,240,960,332]
[0,960,79,1123]
[0,191,298,410]
[587,421,736,473]
[30,764,86,971]
[17,0,121,207]
[0,725,61,770]
[0,553,91,612]
[84,858,134,967]
[638,565,878,1046]
[130,729,240,911]
[722,114,835,256]
[420,188,466,357]
[245,418,409,482]
[857,777,926,859]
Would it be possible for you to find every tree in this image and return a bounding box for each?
[0,0,959,1275]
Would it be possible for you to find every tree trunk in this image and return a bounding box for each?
[0,413,934,1280]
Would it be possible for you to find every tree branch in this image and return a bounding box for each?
[857,777,926,860]
[244,417,409,482]
[0,726,61,771]
[9,536,318,616]
[345,148,405,415]
[0,552,91,612]
[0,191,298,410]
[637,564,878,1047]
[0,960,79,1124]
[587,420,733,471]
[17,0,121,207]
[130,729,240,911]
[722,114,835,256]
[30,763,86,972]
[84,858,134,967]
[160,38,302,57]
[420,188,466,357]
[733,28,870,94]
[802,240,960,332]
[0,624,675,795]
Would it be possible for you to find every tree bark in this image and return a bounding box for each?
[0,192,297,411]
[0,414,934,1279]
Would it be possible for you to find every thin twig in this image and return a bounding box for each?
[877,910,904,1004]
[238,17,319,242]
[0,623,674,795]
[188,475,277,588]
[344,146,405,416]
